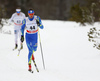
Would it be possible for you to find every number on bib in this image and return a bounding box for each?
[30,26,35,30]
[17,20,21,24]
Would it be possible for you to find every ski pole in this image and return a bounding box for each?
[17,48,21,56]
[17,50,21,56]
[38,27,45,69]
[17,43,23,56]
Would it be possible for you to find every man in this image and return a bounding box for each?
[9,8,26,49]
[21,9,44,72]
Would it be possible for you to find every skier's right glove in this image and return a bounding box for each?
[21,35,24,42]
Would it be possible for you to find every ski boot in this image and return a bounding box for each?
[15,44,18,49]
[28,64,33,73]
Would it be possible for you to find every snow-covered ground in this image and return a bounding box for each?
[0,20,100,81]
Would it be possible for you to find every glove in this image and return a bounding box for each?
[36,20,40,26]
[21,35,24,42]
[39,25,44,29]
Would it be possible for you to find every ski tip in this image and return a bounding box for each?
[37,70,39,72]
[17,55,19,56]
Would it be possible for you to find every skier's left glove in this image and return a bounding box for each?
[21,35,24,42]
[36,20,40,26]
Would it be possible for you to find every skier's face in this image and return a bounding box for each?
[16,9,21,15]
[28,13,34,19]
[17,13,20,15]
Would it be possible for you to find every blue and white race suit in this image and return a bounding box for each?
[9,12,26,44]
[21,15,44,64]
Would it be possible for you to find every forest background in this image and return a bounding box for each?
[0,0,100,26]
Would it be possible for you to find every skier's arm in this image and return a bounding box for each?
[21,19,26,36]
[9,14,15,23]
[37,16,44,29]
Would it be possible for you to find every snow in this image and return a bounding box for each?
[0,20,100,81]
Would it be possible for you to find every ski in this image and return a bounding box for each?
[12,48,17,51]
[17,48,22,56]
[18,48,22,51]
[35,65,39,72]
[36,68,39,72]
[33,60,39,72]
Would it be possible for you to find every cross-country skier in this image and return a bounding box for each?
[21,9,44,72]
[9,8,26,49]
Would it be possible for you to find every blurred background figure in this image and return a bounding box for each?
[9,7,26,50]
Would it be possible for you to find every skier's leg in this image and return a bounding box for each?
[32,49,39,72]
[32,53,35,60]
[32,34,38,61]
[26,33,38,71]
[19,29,23,49]
[14,30,18,48]
[31,37,39,72]
[26,42,33,70]
[27,42,37,70]
[31,43,37,61]
[27,43,34,63]
[28,63,31,71]
[32,33,38,52]
[33,43,38,51]
[25,34,33,70]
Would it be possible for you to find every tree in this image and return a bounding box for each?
[69,1,100,26]
[69,3,86,25]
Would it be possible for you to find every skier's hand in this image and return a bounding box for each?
[36,20,40,26]
[21,35,24,42]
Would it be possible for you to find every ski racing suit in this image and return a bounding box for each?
[21,15,44,64]
[9,12,26,45]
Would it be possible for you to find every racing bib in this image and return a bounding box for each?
[26,17,38,34]
[14,16,24,25]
